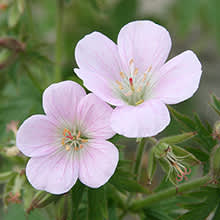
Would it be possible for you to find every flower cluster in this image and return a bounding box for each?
[16,20,202,194]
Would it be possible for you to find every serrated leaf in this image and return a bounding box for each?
[88,186,108,220]
[143,207,173,220]
[211,94,220,116]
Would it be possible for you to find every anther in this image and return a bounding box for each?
[129,59,134,66]
[147,65,152,73]
[76,131,81,139]
[142,73,147,82]
[135,99,144,106]
[65,145,71,151]
[116,80,123,90]
[81,139,88,143]
[120,72,125,79]
[61,138,66,146]
[134,68,138,76]
[137,86,142,93]
[75,146,79,151]
[79,144,83,149]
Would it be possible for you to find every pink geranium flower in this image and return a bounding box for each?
[74,20,202,137]
[16,81,119,194]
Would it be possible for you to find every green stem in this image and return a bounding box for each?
[134,138,147,181]
[129,175,211,211]
[54,0,64,82]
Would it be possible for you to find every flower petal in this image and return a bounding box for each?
[74,32,124,106]
[16,115,60,157]
[111,100,170,138]
[26,149,79,194]
[77,94,115,139]
[43,81,86,126]
[79,139,119,188]
[117,20,171,74]
[152,50,202,104]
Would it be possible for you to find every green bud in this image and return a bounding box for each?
[159,132,196,145]
[211,145,220,179]
[146,147,157,184]
[213,121,220,139]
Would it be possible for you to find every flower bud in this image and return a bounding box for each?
[146,147,157,184]
[159,132,196,145]
[211,145,220,179]
[213,121,220,139]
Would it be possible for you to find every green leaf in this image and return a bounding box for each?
[71,181,86,219]
[8,3,21,28]
[0,171,15,183]
[88,186,108,220]
[211,94,220,116]
[143,207,173,220]
[178,187,220,220]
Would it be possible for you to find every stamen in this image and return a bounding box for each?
[142,73,147,82]
[81,139,88,143]
[129,78,135,91]
[147,65,152,73]
[75,146,79,151]
[134,68,138,76]
[120,72,125,79]
[129,59,134,66]
[136,86,142,93]
[61,137,66,146]
[135,99,144,106]
[65,145,71,151]
[116,80,123,90]
[76,131,81,139]
[79,144,83,149]
[125,91,132,96]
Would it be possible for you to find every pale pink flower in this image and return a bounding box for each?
[74,20,202,137]
[16,81,118,194]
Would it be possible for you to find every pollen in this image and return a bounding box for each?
[65,145,71,151]
[116,80,123,90]
[129,59,134,66]
[79,144,84,149]
[142,73,147,82]
[135,99,144,106]
[134,68,138,76]
[120,71,125,79]
[147,65,152,73]
[76,131,81,139]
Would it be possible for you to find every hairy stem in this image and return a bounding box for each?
[54,0,64,82]
[129,175,211,211]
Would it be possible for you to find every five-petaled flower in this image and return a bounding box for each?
[16,81,119,194]
[74,20,202,137]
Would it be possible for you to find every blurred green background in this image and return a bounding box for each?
[0,0,220,219]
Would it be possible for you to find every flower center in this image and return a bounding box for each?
[113,59,154,106]
[61,128,88,151]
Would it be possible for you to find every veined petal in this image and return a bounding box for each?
[111,100,170,138]
[16,115,60,157]
[74,32,124,106]
[152,50,202,104]
[79,139,119,188]
[117,20,171,74]
[75,68,124,106]
[26,149,79,194]
[77,94,115,139]
[43,81,86,127]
